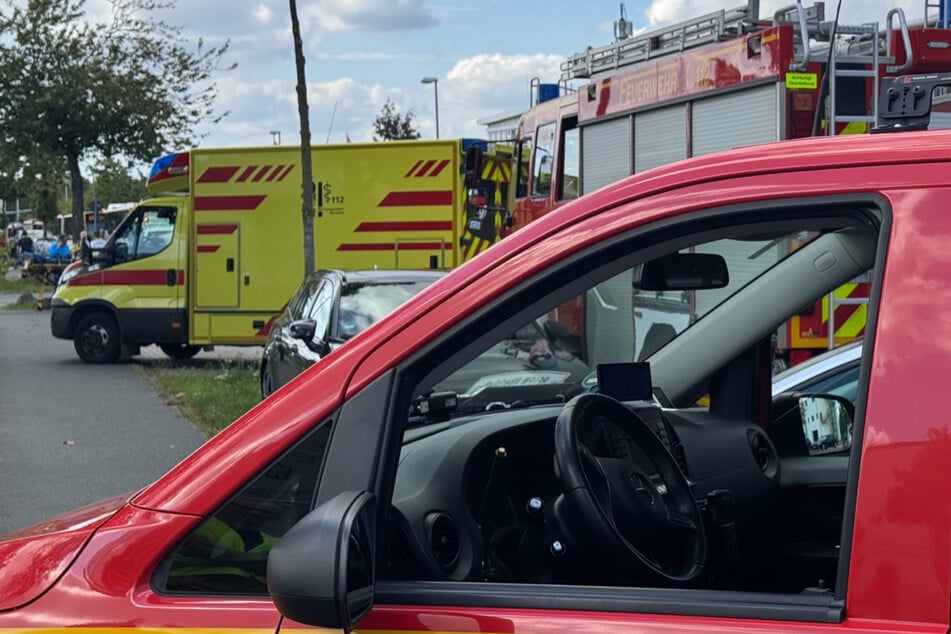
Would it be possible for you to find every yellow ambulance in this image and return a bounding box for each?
[50,139,511,363]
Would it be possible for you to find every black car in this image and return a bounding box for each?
[260,269,444,397]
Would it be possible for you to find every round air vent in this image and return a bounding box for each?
[426,513,460,571]
[747,430,774,474]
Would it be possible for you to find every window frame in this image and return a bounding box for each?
[367,194,888,623]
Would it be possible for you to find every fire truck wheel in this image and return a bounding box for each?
[159,343,202,360]
[74,312,121,364]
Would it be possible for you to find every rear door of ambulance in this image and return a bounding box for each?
[188,146,304,346]
[313,139,461,270]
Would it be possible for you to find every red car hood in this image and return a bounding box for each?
[0,493,128,611]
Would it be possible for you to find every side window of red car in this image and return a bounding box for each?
[155,422,331,595]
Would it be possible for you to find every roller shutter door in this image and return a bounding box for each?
[581,117,631,194]
[692,84,780,157]
[633,105,687,173]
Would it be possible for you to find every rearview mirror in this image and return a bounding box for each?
[633,253,729,291]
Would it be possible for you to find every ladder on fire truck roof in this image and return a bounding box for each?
[561,1,919,138]
[787,5,913,135]
[559,2,758,80]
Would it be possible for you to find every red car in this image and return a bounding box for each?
[5,111,951,633]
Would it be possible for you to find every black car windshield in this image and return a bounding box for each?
[339,280,436,339]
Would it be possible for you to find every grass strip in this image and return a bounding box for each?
[134,359,261,437]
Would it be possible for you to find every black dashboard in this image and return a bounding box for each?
[384,401,780,586]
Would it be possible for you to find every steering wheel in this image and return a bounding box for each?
[554,393,706,583]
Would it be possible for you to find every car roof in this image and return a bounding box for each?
[771,339,864,395]
[311,268,446,284]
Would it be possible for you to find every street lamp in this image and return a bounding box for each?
[420,76,439,139]
[269,130,281,145]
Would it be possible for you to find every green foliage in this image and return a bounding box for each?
[90,156,149,206]
[0,0,234,237]
[373,99,421,141]
[0,146,64,226]
[135,359,261,437]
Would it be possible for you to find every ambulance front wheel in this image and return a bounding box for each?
[74,312,121,364]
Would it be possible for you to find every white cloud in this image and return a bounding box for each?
[308,0,441,32]
[643,0,926,28]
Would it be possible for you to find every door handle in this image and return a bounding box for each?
[226,257,234,272]
[166,269,176,286]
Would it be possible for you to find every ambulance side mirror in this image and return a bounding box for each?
[268,491,376,634]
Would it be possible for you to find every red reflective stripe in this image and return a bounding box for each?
[197,245,220,253]
[414,160,437,177]
[194,196,265,211]
[276,164,295,181]
[405,160,424,177]
[337,242,445,251]
[197,166,239,183]
[236,166,257,182]
[266,165,286,182]
[378,191,453,206]
[69,269,185,285]
[197,224,238,234]
[354,221,451,232]
[428,159,450,177]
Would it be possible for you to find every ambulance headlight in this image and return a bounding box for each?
[58,261,86,285]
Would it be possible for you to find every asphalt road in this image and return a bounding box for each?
[0,302,218,536]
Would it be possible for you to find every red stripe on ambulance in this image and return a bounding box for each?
[426,159,450,177]
[194,196,265,211]
[197,166,239,183]
[378,191,452,206]
[236,166,257,182]
[337,242,445,251]
[405,160,424,177]
[355,221,452,232]
[69,269,185,286]
[197,224,238,234]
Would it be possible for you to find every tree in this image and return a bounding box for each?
[0,0,233,241]
[289,0,315,277]
[14,149,66,227]
[89,157,150,207]
[373,100,421,141]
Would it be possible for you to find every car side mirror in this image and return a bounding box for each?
[268,490,376,633]
[290,319,332,355]
[771,392,854,456]
[800,394,854,455]
[289,319,317,341]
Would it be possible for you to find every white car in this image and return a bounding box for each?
[771,340,863,403]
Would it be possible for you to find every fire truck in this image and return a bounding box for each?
[50,139,511,363]
[510,0,951,368]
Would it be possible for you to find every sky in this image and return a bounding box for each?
[83,0,926,155]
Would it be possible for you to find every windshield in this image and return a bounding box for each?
[339,279,437,339]
[412,232,813,423]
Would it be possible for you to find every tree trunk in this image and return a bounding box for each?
[67,152,85,243]
[290,0,315,278]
